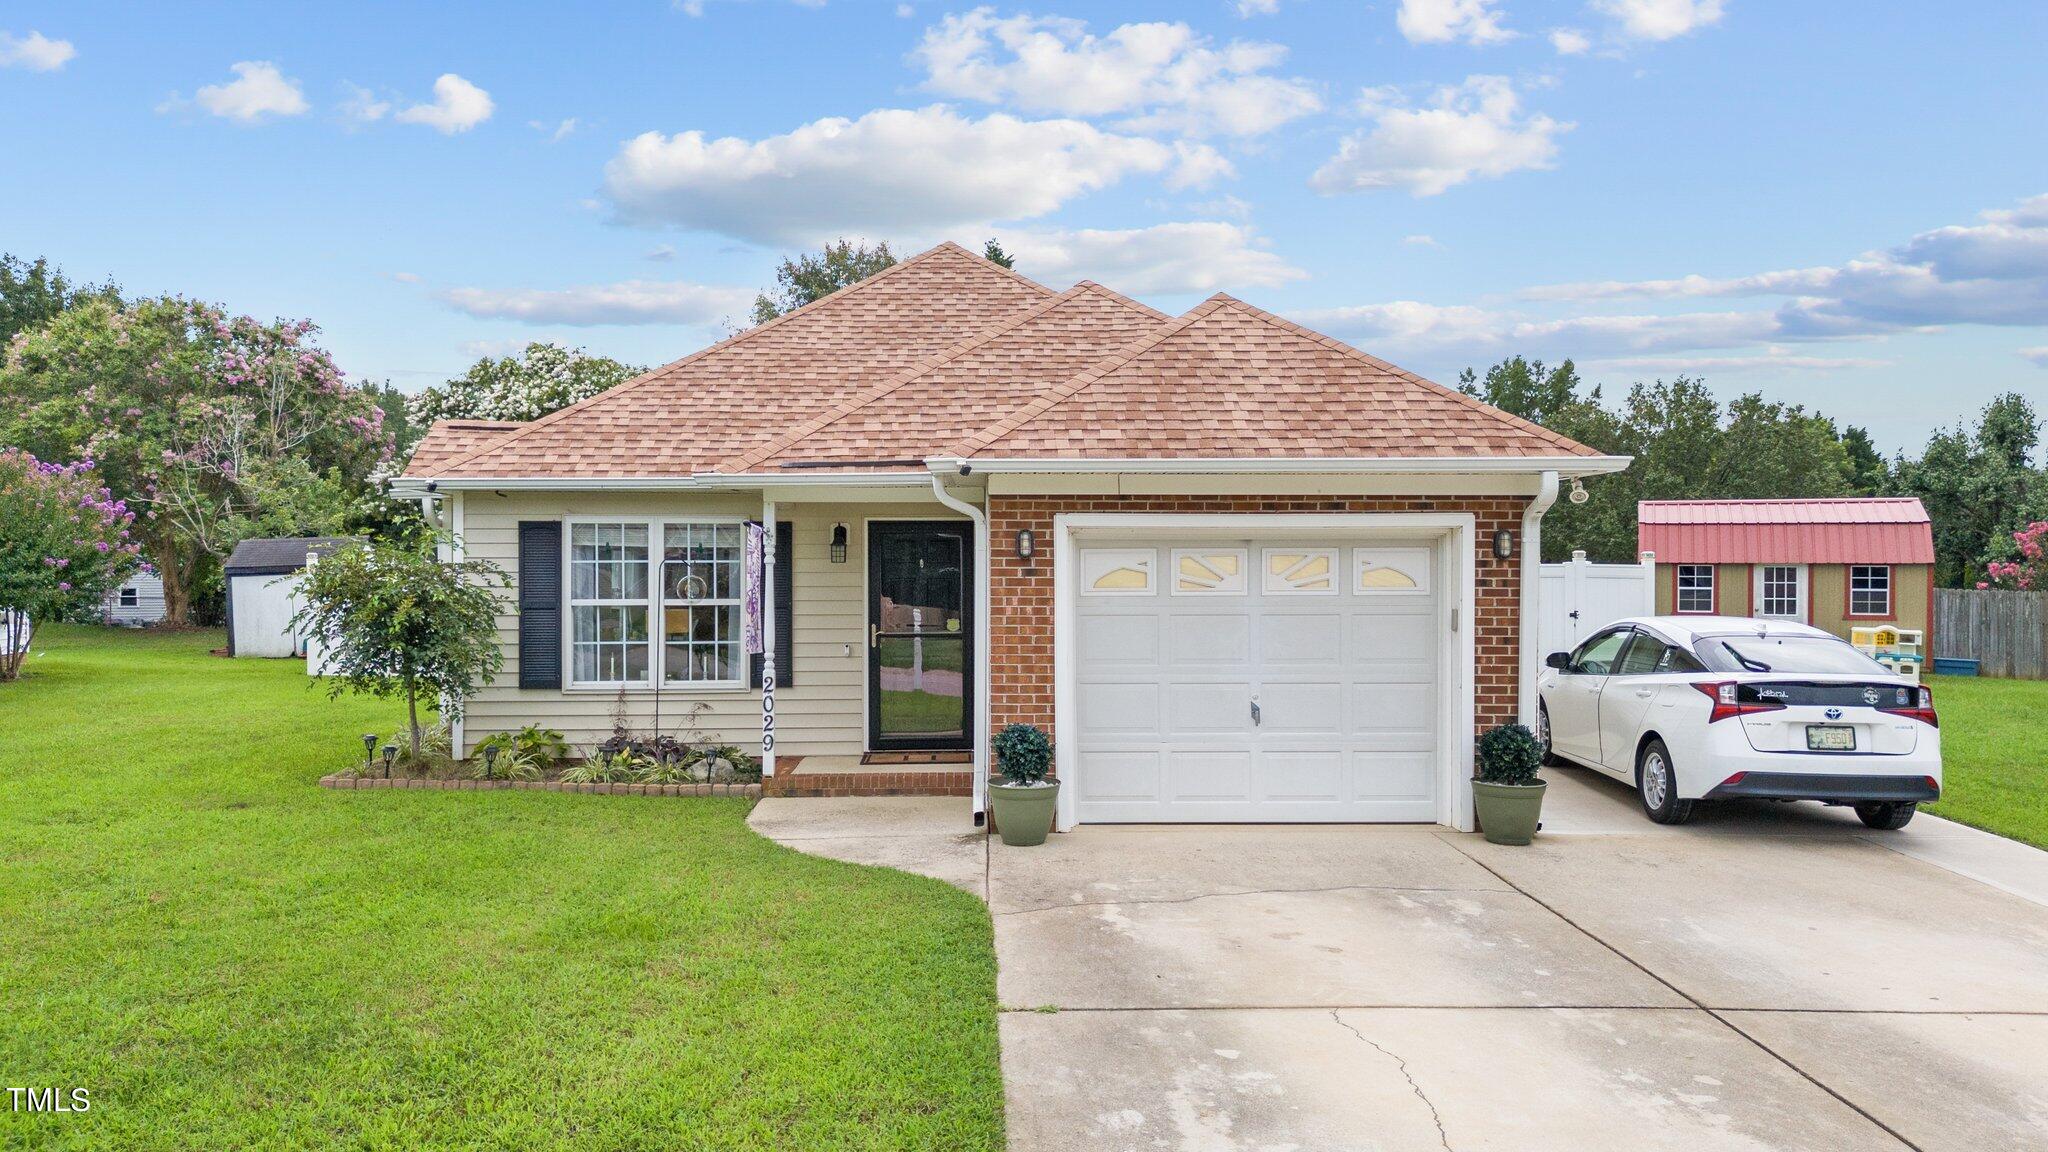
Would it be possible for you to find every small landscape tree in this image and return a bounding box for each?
[0,449,141,679]
[1979,521,2046,591]
[407,342,644,428]
[289,537,509,758]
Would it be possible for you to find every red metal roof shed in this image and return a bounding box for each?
[1638,498,1935,565]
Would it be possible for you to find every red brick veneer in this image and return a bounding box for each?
[986,494,1532,758]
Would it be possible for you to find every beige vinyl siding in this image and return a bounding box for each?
[455,490,960,759]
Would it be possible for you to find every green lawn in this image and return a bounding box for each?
[0,627,1002,1151]
[1925,673,2048,850]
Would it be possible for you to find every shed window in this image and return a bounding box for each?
[118,586,140,608]
[1849,565,1891,617]
[1675,565,1715,614]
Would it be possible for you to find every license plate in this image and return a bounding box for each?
[1806,725,1856,751]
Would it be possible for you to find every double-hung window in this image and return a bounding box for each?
[1675,565,1715,614]
[1849,565,1891,617]
[661,523,743,686]
[568,519,745,689]
[569,522,650,685]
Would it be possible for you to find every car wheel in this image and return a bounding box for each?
[1637,739,1695,825]
[1537,702,1563,767]
[1855,802,1917,830]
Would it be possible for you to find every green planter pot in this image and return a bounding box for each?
[991,780,1060,847]
[1473,779,1546,846]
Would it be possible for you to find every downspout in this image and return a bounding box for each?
[1519,471,1560,728]
[928,470,991,825]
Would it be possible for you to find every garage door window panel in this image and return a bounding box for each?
[1172,549,1246,595]
[1263,548,1338,594]
[1354,547,1430,594]
[1082,549,1156,595]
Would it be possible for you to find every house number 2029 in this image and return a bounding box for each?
[760,661,776,752]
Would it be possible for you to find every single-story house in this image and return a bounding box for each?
[391,243,1627,831]
[1639,497,1935,645]
[224,537,360,658]
[102,569,166,627]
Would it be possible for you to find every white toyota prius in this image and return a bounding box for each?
[1536,616,1941,829]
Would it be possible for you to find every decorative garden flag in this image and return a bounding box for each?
[743,521,765,654]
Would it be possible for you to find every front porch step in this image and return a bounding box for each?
[765,755,975,798]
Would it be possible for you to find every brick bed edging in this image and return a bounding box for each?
[319,775,762,798]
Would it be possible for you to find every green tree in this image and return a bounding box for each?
[750,239,897,325]
[407,343,643,429]
[0,450,141,679]
[1895,392,2042,586]
[983,238,1016,269]
[1459,359,1861,563]
[0,298,392,623]
[1839,425,1888,494]
[0,254,121,348]
[289,537,509,758]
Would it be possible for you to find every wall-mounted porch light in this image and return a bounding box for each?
[1015,528,1036,561]
[829,523,848,564]
[1492,528,1515,560]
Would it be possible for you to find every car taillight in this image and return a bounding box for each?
[1692,681,1786,723]
[1879,684,1938,728]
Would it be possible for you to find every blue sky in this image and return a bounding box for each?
[4,1,2043,453]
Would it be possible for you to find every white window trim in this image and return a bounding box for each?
[1261,547,1340,595]
[1080,548,1157,596]
[1168,547,1247,596]
[118,586,141,607]
[1675,564,1715,614]
[562,515,751,692]
[1752,563,1807,621]
[1849,564,1892,617]
[1353,546,1431,595]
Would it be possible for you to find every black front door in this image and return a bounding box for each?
[868,521,974,751]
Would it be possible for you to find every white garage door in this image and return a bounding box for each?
[1073,538,1442,823]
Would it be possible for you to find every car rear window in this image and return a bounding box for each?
[1692,634,1891,676]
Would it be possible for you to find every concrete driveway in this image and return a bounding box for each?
[751,768,2048,1152]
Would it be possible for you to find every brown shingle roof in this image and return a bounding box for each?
[404,420,524,473]
[404,244,1599,481]
[956,295,1600,459]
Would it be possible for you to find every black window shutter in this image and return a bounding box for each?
[517,521,563,689]
[751,521,794,689]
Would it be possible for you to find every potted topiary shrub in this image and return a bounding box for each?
[1473,723,1547,845]
[990,723,1057,847]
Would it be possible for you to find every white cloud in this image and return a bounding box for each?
[530,117,577,142]
[2019,346,2048,368]
[1235,0,1282,15]
[1403,234,1442,247]
[602,105,1190,244]
[1311,76,1569,196]
[395,74,493,134]
[185,62,309,123]
[997,221,1307,294]
[897,3,916,15]
[1592,0,1725,42]
[646,244,676,262]
[1549,28,1591,55]
[439,279,755,326]
[340,84,392,126]
[0,30,75,71]
[1582,350,1895,374]
[912,9,1321,137]
[1397,0,1515,46]
[1297,300,1786,360]
[1168,140,1237,189]
[388,271,422,284]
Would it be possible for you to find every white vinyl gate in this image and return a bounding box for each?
[1538,550,1655,657]
[1072,536,1443,823]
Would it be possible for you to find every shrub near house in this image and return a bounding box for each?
[0,449,139,679]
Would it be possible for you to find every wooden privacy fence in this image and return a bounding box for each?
[1934,588,2048,679]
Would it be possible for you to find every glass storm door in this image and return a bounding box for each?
[868,522,974,750]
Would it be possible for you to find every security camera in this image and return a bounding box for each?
[957,463,972,476]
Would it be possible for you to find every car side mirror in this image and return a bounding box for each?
[1545,651,1572,671]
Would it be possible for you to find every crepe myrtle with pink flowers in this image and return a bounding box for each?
[1978,521,2046,591]
[0,449,141,679]
[0,297,392,624]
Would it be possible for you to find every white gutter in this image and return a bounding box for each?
[926,467,992,825]
[1519,470,1560,730]
[925,455,1632,478]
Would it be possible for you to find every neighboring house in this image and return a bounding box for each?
[224,537,361,658]
[1639,498,1935,646]
[391,243,1627,832]
[101,570,166,627]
